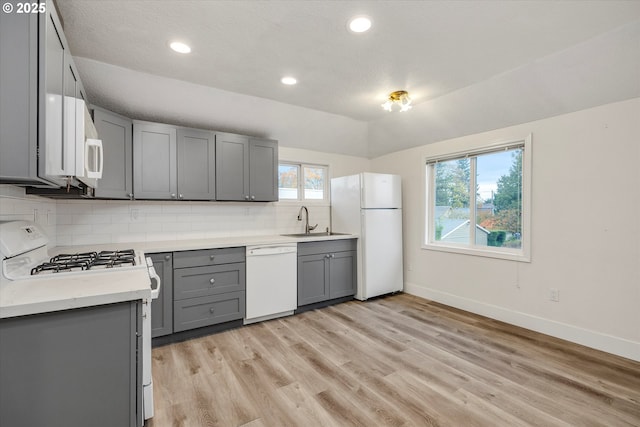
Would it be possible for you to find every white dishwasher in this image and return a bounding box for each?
[244,244,298,324]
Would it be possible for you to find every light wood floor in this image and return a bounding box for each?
[147,294,640,427]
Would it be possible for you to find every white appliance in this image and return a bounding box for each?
[53,97,103,188]
[331,172,403,300]
[75,103,103,189]
[244,244,297,324]
[0,220,159,423]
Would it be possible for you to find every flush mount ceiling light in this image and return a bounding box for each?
[169,41,191,54]
[382,90,412,112]
[281,76,297,85]
[348,16,372,33]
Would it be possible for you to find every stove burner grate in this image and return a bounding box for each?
[30,249,137,275]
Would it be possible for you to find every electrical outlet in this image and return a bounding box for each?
[549,288,560,302]
[130,208,140,221]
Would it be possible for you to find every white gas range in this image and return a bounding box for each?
[0,220,160,423]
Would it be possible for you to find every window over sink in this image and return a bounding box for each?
[278,162,329,202]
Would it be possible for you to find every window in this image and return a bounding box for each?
[424,135,531,261]
[278,162,329,202]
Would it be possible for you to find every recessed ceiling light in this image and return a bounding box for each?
[348,16,372,33]
[169,41,191,54]
[281,76,297,85]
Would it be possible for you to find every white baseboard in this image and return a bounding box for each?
[404,282,640,362]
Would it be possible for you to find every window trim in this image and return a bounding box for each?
[278,161,330,204]
[422,134,532,262]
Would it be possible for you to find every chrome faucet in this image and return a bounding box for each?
[297,206,318,234]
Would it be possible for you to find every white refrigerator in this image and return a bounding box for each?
[331,172,403,300]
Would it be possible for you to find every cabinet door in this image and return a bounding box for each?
[93,108,133,199]
[297,253,329,306]
[177,128,216,200]
[0,302,141,427]
[133,121,177,200]
[329,250,357,299]
[249,138,278,201]
[215,133,249,201]
[0,10,38,182]
[41,8,67,182]
[150,253,173,338]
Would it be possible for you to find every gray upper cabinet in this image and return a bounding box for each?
[215,133,278,202]
[133,121,177,200]
[93,108,133,199]
[177,128,216,200]
[0,0,84,187]
[249,138,278,201]
[133,121,216,201]
[215,133,249,201]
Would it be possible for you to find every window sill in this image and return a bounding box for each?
[422,242,530,262]
[277,199,330,207]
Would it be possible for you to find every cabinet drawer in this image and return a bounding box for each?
[297,239,357,256]
[173,247,245,268]
[173,291,245,332]
[174,263,245,300]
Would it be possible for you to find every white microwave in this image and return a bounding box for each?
[73,100,103,188]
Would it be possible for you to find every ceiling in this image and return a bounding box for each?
[54,1,640,157]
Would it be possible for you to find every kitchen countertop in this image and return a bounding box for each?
[54,232,358,255]
[0,233,357,319]
[0,269,151,319]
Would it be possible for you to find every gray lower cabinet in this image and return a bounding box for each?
[93,107,133,199]
[150,252,173,338]
[216,133,278,202]
[0,301,142,427]
[173,247,246,332]
[297,239,357,306]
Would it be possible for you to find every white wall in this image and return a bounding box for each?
[371,98,640,361]
[0,148,368,247]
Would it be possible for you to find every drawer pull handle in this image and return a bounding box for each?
[209,307,215,314]
[209,278,216,284]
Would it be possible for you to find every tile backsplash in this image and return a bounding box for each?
[1,186,330,247]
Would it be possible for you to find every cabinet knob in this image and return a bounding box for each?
[164,255,170,261]
[209,255,215,260]
[250,195,255,200]
[209,278,215,284]
[325,254,330,258]
[179,194,184,199]
[171,193,177,199]
[330,253,335,258]
[128,193,134,199]
[209,307,215,314]
[244,195,250,200]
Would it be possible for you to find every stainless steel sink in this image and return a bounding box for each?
[281,232,351,238]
